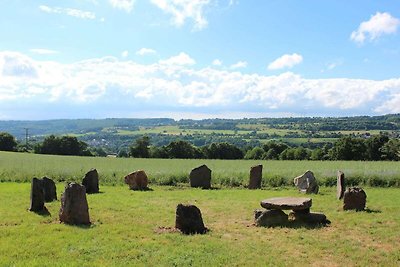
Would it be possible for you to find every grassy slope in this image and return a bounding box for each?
[0,183,399,266]
[1,151,399,187]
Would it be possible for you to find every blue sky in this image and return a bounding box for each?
[0,0,400,119]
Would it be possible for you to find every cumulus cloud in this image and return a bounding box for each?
[212,59,222,66]
[230,61,247,69]
[0,51,400,119]
[39,5,96,19]
[351,12,400,44]
[136,48,157,56]
[268,53,303,70]
[109,0,135,13]
[29,49,59,55]
[150,0,210,30]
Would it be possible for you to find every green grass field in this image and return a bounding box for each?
[0,183,399,266]
[1,151,399,188]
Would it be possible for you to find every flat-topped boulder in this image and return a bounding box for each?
[260,197,312,211]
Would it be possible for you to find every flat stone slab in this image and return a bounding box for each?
[260,197,312,211]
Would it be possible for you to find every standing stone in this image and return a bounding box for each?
[293,170,319,194]
[343,187,367,211]
[59,183,90,225]
[82,169,99,194]
[337,171,345,200]
[29,178,45,212]
[255,209,288,227]
[175,204,208,234]
[124,170,149,190]
[189,165,211,189]
[42,177,57,202]
[248,165,262,189]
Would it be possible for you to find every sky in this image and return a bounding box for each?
[0,0,400,120]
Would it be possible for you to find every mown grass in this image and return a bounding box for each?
[1,151,399,188]
[0,183,399,266]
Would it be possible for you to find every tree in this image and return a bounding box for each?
[365,134,389,160]
[330,136,367,160]
[35,135,92,156]
[0,132,17,151]
[380,139,400,161]
[204,142,243,159]
[130,135,150,158]
[244,147,264,160]
[164,140,203,159]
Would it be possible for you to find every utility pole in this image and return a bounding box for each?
[23,128,29,147]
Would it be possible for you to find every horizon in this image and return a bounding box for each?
[1,1,400,120]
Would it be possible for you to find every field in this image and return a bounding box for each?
[1,184,399,266]
[1,151,399,187]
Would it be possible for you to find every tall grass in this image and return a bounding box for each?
[0,151,399,187]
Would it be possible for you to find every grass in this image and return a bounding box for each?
[1,151,400,188]
[0,183,399,266]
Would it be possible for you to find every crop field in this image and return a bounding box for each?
[1,183,399,266]
[0,152,399,187]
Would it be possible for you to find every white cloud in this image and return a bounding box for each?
[121,51,129,58]
[30,49,59,55]
[109,0,135,13]
[212,59,222,66]
[268,53,303,70]
[136,48,157,56]
[150,0,210,30]
[230,61,247,69]
[351,12,400,44]
[39,5,96,19]
[1,50,400,119]
[159,52,195,65]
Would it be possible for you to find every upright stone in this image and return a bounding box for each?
[29,178,45,212]
[59,183,91,225]
[124,170,149,190]
[337,171,345,200]
[248,165,262,189]
[343,187,367,211]
[175,204,208,234]
[82,168,99,194]
[189,165,211,189]
[42,177,57,202]
[293,170,319,194]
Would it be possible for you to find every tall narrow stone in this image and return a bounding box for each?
[337,171,345,200]
[59,183,90,225]
[189,165,211,189]
[42,177,57,202]
[29,178,45,212]
[82,168,99,194]
[248,165,263,189]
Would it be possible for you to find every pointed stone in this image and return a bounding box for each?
[175,204,208,234]
[59,183,90,225]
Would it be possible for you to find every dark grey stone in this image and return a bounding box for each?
[189,165,211,189]
[42,177,57,202]
[29,178,45,212]
[343,187,367,211]
[248,165,262,189]
[82,169,99,194]
[255,209,288,227]
[175,204,208,234]
[337,171,345,200]
[260,197,312,211]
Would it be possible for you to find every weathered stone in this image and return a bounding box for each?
[189,165,211,189]
[289,211,329,224]
[337,171,345,200]
[254,209,264,220]
[29,178,45,212]
[248,165,262,189]
[59,183,90,225]
[175,204,208,234]
[255,209,288,227]
[124,170,149,190]
[42,177,57,202]
[260,197,312,211]
[293,170,319,194]
[82,168,99,194]
[343,187,367,211]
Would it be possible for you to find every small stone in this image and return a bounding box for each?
[254,209,264,220]
[189,165,211,189]
[42,177,57,202]
[260,197,312,211]
[248,165,262,189]
[255,209,288,227]
[124,170,149,190]
[82,168,99,194]
[175,204,208,234]
[59,183,90,225]
[29,178,45,212]
[337,171,345,200]
[343,187,367,211]
[293,170,319,194]
[289,211,329,224]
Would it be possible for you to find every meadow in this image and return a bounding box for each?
[0,184,399,266]
[1,151,399,187]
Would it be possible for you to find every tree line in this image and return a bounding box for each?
[1,131,399,161]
